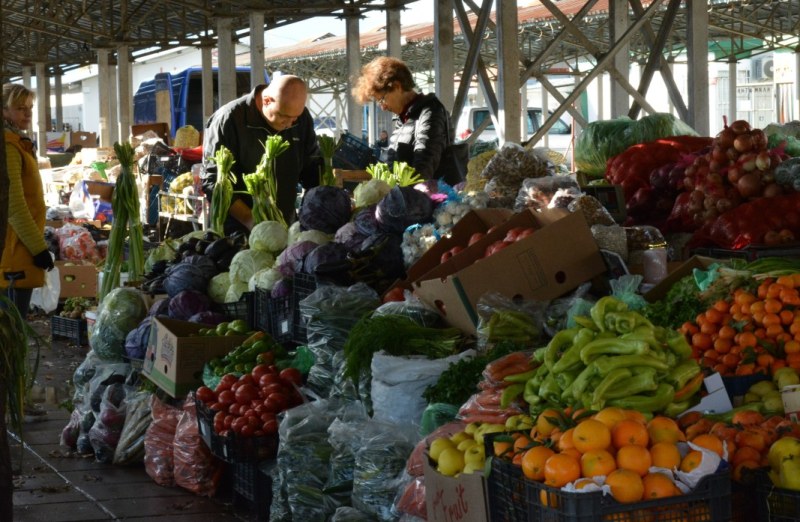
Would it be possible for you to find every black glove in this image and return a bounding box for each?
[32,250,55,271]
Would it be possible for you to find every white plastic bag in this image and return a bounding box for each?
[69,180,96,219]
[30,261,60,313]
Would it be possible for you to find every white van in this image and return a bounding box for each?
[456,107,574,163]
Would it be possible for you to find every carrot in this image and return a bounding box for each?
[483,351,533,382]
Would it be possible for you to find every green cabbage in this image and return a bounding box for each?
[353,178,391,208]
[287,221,303,245]
[207,272,231,304]
[229,249,274,285]
[91,288,148,361]
[249,220,288,253]
[225,281,249,303]
[296,229,332,246]
[248,267,283,292]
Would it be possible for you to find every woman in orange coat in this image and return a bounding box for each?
[1,83,54,316]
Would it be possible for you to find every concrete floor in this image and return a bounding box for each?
[9,315,264,522]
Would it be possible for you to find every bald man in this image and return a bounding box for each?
[202,75,322,232]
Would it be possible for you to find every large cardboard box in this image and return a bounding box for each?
[142,317,248,398]
[69,131,98,149]
[413,209,606,333]
[424,455,489,522]
[55,261,98,298]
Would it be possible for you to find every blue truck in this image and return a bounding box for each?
[133,66,268,138]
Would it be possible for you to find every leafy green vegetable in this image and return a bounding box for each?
[318,135,337,186]
[244,135,290,226]
[366,161,423,187]
[422,340,523,406]
[343,314,464,383]
[210,145,235,235]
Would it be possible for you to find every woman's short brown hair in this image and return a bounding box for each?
[351,57,415,104]
[3,83,35,109]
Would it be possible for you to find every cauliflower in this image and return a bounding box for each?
[249,220,288,253]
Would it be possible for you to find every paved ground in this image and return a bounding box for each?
[9,314,264,522]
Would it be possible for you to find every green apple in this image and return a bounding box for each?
[430,437,456,463]
[464,444,485,467]
[464,422,482,435]
[776,368,800,390]
[779,456,800,491]
[763,391,785,415]
[768,436,800,470]
[462,461,484,475]
[457,438,478,452]
[437,447,465,477]
[749,380,778,397]
[474,423,505,445]
[450,431,471,445]
[743,392,762,404]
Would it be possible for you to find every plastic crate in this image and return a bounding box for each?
[291,273,317,344]
[50,315,88,345]
[526,469,732,522]
[195,399,278,463]
[484,433,528,522]
[691,243,800,262]
[254,288,292,344]
[722,374,770,405]
[756,469,800,521]
[231,461,273,521]
[732,471,760,522]
[332,131,375,170]
[219,291,255,329]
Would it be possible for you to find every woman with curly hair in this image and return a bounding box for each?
[352,57,463,185]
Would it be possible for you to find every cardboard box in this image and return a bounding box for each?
[55,261,98,299]
[142,317,248,398]
[413,209,606,334]
[85,180,115,202]
[46,131,69,152]
[643,256,724,303]
[69,131,98,149]
[680,373,733,416]
[424,455,489,522]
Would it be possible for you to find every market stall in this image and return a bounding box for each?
[31,114,800,521]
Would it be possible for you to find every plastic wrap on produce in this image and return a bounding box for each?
[591,224,628,261]
[569,194,617,226]
[476,292,546,350]
[481,143,556,207]
[514,175,581,212]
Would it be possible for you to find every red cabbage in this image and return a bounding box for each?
[353,205,380,236]
[163,263,208,297]
[188,310,227,326]
[375,186,434,234]
[124,317,152,360]
[302,242,350,276]
[299,186,353,234]
[168,289,211,320]
[276,240,318,278]
[271,278,292,299]
[180,255,219,279]
[148,297,170,317]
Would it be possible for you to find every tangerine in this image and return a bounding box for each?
[543,453,581,488]
[572,418,612,453]
[647,416,686,444]
[679,450,704,473]
[611,419,650,449]
[642,472,680,499]
[691,433,725,458]
[593,407,629,429]
[557,427,575,452]
[521,445,555,481]
[536,408,563,437]
[616,444,652,477]
[605,468,644,503]
[650,442,681,469]
[580,449,617,478]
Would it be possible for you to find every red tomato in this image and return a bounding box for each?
[382,286,406,303]
[262,398,279,413]
[251,364,271,381]
[262,382,287,397]
[195,386,215,404]
[223,414,234,429]
[253,430,265,437]
[208,402,225,412]
[238,373,256,386]
[504,226,526,242]
[231,416,249,433]
[228,403,241,415]
[262,419,279,435]
[440,251,453,264]
[468,232,485,246]
[215,374,238,393]
[256,351,275,365]
[260,412,277,424]
[217,389,235,406]
[449,246,464,256]
[279,368,303,387]
[239,424,255,438]
[214,411,226,425]
[258,373,282,388]
[235,383,260,405]
[267,392,288,411]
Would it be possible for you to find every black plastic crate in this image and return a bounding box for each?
[195,399,278,463]
[484,432,528,522]
[691,243,800,262]
[219,292,255,330]
[291,273,317,345]
[254,288,292,344]
[756,469,800,521]
[231,461,273,521]
[332,131,375,170]
[50,315,88,345]
[526,468,732,522]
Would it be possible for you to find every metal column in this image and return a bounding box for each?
[250,12,265,89]
[609,0,630,117]
[687,0,710,135]
[117,45,133,143]
[201,44,214,126]
[386,3,402,59]
[35,62,47,154]
[97,49,111,148]
[217,17,237,106]
[728,58,737,124]
[345,11,362,138]
[434,0,455,111]
[54,70,63,132]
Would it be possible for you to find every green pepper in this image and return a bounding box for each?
[552,328,596,373]
[608,383,675,413]
[540,373,562,403]
[532,347,547,363]
[579,338,650,364]
[592,354,671,376]
[662,397,698,418]
[504,368,539,384]
[555,367,582,396]
[524,378,542,405]
[665,329,693,360]
[603,367,659,400]
[484,309,540,343]
[620,325,663,351]
[569,364,598,401]
[544,327,580,372]
[573,315,599,331]
[590,296,629,331]
[591,367,632,410]
[500,383,525,408]
[667,360,702,390]
[527,363,550,390]
[703,402,763,424]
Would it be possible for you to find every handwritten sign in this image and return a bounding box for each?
[424,456,488,522]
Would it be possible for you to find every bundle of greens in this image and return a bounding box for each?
[343,313,464,383]
[209,145,235,235]
[366,161,423,187]
[0,297,42,436]
[99,141,144,301]
[318,135,337,186]
[244,135,290,226]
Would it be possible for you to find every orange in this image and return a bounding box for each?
[593,407,629,429]
[679,450,704,473]
[684,418,714,440]
[539,489,559,508]
[574,477,598,490]
[642,472,680,499]
[624,409,648,425]
[580,449,617,478]
[650,442,681,470]
[605,468,644,503]
[513,434,535,454]
[615,444,652,477]
[691,433,724,458]
[493,438,514,458]
[611,419,650,449]
[557,427,575,452]
[572,418,612,453]
[647,416,686,444]
[536,408,563,437]
[521,445,555,481]
[543,453,581,488]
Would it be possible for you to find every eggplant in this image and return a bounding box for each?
[195,239,211,254]
[204,237,234,261]
[202,231,221,242]
[215,249,237,272]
